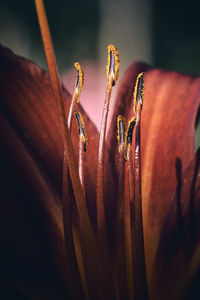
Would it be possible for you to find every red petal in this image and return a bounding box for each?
[107,62,200,286]
[0,45,99,297]
[152,151,200,299]
[142,69,200,280]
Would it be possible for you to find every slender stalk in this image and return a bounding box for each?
[73,110,108,298]
[115,149,128,299]
[74,110,87,197]
[125,143,134,300]
[62,157,85,299]
[68,93,78,128]
[96,81,113,231]
[114,116,128,299]
[63,67,85,284]
[73,115,88,297]
[78,137,86,197]
[133,102,148,299]
[117,116,126,216]
[63,110,87,298]
[72,224,89,300]
[96,44,119,233]
[95,46,120,300]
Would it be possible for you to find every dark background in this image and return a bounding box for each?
[153,0,200,75]
[0,0,200,75]
[0,0,99,73]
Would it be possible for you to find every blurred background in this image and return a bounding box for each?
[0,0,200,129]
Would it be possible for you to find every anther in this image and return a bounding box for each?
[74,110,87,152]
[68,63,84,129]
[74,62,84,103]
[124,117,136,160]
[133,72,144,113]
[107,44,120,86]
[117,115,126,154]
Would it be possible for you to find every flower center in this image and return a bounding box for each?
[35,0,148,298]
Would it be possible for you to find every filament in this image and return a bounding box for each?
[125,119,136,300]
[74,110,87,196]
[97,44,120,233]
[132,73,148,300]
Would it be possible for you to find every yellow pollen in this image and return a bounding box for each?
[106,44,120,86]
[74,62,84,103]
[117,115,126,154]
[124,117,136,160]
[74,110,87,151]
[133,72,144,113]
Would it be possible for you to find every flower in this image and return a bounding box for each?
[0,1,200,299]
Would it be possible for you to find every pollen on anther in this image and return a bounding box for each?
[117,115,126,154]
[133,72,144,113]
[74,110,87,152]
[106,44,120,86]
[124,117,136,160]
[74,62,84,103]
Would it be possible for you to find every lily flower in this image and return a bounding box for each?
[0,0,200,299]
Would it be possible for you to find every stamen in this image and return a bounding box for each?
[68,62,84,129]
[95,46,120,298]
[132,72,148,299]
[62,64,84,295]
[115,115,128,299]
[74,110,87,196]
[107,44,120,86]
[72,111,87,295]
[133,72,144,113]
[97,44,120,233]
